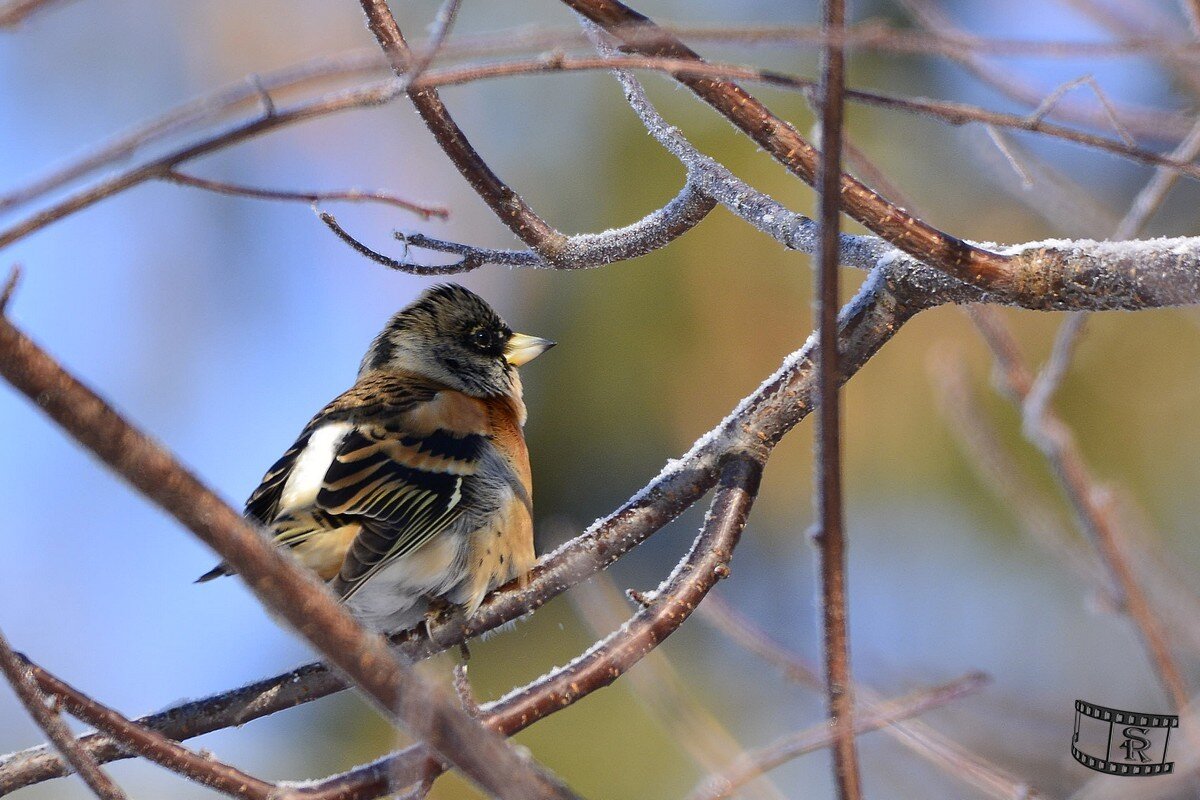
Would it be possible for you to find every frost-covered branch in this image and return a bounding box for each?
[317,178,715,274]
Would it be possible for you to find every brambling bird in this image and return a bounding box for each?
[198,284,554,632]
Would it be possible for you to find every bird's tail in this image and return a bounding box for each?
[195,563,232,583]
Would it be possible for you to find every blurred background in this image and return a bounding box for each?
[3,0,1200,797]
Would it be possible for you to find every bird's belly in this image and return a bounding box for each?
[341,532,467,631]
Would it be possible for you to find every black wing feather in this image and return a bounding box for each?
[319,428,482,599]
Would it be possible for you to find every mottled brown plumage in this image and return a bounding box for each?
[198,284,554,632]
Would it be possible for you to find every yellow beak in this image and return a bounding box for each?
[505,332,556,367]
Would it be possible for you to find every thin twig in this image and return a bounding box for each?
[897,0,1186,145]
[927,348,1112,600]
[0,631,127,800]
[163,170,449,219]
[1025,74,1134,147]
[984,125,1034,188]
[4,23,1196,215]
[358,0,569,256]
[685,673,988,800]
[1023,313,1087,426]
[6,52,1200,254]
[317,163,715,273]
[405,0,462,83]
[1114,117,1200,240]
[813,0,861,797]
[0,265,21,312]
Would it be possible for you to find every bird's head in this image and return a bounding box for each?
[360,284,555,397]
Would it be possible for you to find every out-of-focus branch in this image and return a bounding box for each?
[685,673,989,800]
[897,0,1190,143]
[297,455,763,800]
[22,655,278,800]
[162,170,448,219]
[5,51,1200,258]
[698,597,1042,800]
[404,0,462,84]
[927,348,1111,596]
[0,289,577,800]
[0,0,72,27]
[0,630,126,800]
[971,307,1190,713]
[5,25,1195,217]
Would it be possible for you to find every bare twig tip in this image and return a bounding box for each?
[0,264,23,313]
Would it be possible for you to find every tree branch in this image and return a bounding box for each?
[971,306,1191,713]
[21,655,279,800]
[561,0,1014,290]
[697,597,1043,800]
[0,630,126,800]
[357,0,571,257]
[317,174,715,273]
[569,575,790,800]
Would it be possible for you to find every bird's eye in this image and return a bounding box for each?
[470,329,493,349]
